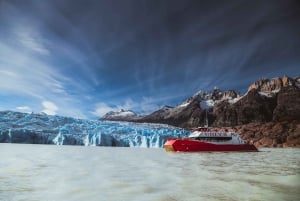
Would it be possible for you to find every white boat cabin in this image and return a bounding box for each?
[188,127,246,144]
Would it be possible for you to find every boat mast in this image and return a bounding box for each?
[204,109,208,128]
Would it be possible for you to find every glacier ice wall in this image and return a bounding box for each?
[0,111,190,148]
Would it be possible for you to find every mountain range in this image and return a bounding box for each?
[101,75,300,147]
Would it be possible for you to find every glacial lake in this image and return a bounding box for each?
[0,144,299,201]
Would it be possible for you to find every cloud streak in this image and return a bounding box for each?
[0,0,299,119]
[0,3,90,118]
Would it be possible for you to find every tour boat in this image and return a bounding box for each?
[164,127,257,152]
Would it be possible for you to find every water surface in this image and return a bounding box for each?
[0,144,299,201]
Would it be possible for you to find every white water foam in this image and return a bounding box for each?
[0,144,299,201]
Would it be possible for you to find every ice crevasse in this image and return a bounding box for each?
[0,111,190,148]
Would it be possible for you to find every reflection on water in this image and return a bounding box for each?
[0,144,299,201]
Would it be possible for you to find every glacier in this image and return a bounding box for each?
[0,111,190,148]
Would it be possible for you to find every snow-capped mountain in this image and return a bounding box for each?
[101,109,138,121]
[214,75,300,126]
[102,75,300,128]
[101,87,242,128]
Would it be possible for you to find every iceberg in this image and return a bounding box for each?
[0,111,190,148]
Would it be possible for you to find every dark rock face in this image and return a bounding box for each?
[213,76,299,127]
[213,89,277,126]
[233,121,300,148]
[273,86,300,121]
[140,99,204,128]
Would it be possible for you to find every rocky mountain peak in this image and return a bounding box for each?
[221,90,240,100]
[248,77,280,93]
[247,76,298,96]
[101,109,137,121]
[191,88,238,102]
[101,75,299,128]
[282,75,295,87]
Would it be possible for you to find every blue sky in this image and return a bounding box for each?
[0,0,299,119]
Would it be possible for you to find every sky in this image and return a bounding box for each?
[0,0,299,119]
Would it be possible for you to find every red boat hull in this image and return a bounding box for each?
[164,139,258,152]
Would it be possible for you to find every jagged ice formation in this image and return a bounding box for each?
[0,111,189,148]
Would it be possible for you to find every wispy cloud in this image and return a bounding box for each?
[0,26,88,118]
[0,2,95,119]
[41,101,58,115]
[14,25,50,55]
[0,42,72,98]
[92,103,116,117]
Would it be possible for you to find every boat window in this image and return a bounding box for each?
[195,137,232,141]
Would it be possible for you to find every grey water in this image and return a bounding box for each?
[0,144,299,201]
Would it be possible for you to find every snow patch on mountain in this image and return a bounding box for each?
[295,77,300,88]
[178,102,190,107]
[258,89,280,97]
[102,109,136,119]
[200,99,214,109]
[113,110,136,117]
